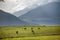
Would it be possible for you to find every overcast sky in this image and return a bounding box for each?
[0,0,59,14]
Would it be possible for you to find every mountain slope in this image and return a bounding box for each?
[19,2,60,26]
[13,7,30,17]
[0,10,29,26]
[13,4,39,17]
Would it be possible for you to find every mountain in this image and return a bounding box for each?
[19,2,60,26]
[13,4,39,17]
[13,7,30,17]
[0,10,30,26]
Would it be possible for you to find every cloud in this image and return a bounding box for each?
[0,0,59,14]
[0,0,17,13]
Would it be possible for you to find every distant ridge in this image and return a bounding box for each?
[0,10,30,26]
[19,2,60,26]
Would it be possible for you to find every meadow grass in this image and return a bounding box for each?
[1,35,60,40]
[0,26,60,40]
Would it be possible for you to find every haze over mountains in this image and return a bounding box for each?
[0,10,30,26]
[0,2,60,26]
[19,2,60,26]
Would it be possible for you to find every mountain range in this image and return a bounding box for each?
[0,2,60,26]
[0,10,30,26]
[19,2,60,26]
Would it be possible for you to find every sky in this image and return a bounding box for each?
[0,0,59,15]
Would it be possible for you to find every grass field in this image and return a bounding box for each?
[1,35,60,40]
[0,26,60,40]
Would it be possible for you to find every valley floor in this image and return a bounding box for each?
[0,26,60,40]
[1,35,60,40]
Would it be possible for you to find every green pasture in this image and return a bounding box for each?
[0,26,60,40]
[1,35,60,40]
